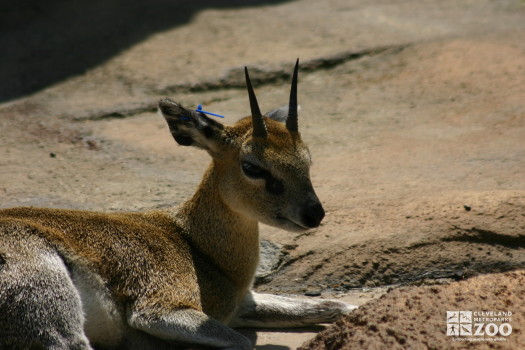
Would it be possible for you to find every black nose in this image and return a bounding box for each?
[301,201,325,228]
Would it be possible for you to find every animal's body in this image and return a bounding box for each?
[0,61,355,350]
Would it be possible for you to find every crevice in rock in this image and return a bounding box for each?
[75,45,409,121]
[446,226,525,249]
[257,226,525,292]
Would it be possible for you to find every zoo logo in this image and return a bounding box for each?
[446,311,513,338]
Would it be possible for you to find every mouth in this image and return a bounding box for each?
[276,216,310,231]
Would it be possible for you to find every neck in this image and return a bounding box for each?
[172,162,260,291]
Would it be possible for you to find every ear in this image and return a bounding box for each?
[265,105,301,123]
[158,98,226,158]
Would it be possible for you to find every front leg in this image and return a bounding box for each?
[229,291,357,328]
[128,307,252,350]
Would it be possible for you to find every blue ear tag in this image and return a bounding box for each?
[195,104,225,118]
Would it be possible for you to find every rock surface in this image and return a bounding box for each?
[300,271,525,350]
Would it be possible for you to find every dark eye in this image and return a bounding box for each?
[241,161,265,178]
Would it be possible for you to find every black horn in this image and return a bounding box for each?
[244,67,267,138]
[286,59,299,133]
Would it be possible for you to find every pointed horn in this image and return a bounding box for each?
[286,59,299,133]
[245,67,267,138]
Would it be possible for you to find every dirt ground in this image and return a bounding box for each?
[1,0,524,349]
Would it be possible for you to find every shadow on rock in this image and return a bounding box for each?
[0,0,291,102]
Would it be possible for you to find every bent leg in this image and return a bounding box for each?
[128,307,252,350]
[229,291,357,328]
[0,229,92,350]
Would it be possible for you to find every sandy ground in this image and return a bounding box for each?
[1,0,525,349]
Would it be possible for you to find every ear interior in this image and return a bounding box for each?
[158,98,225,153]
[158,98,195,146]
